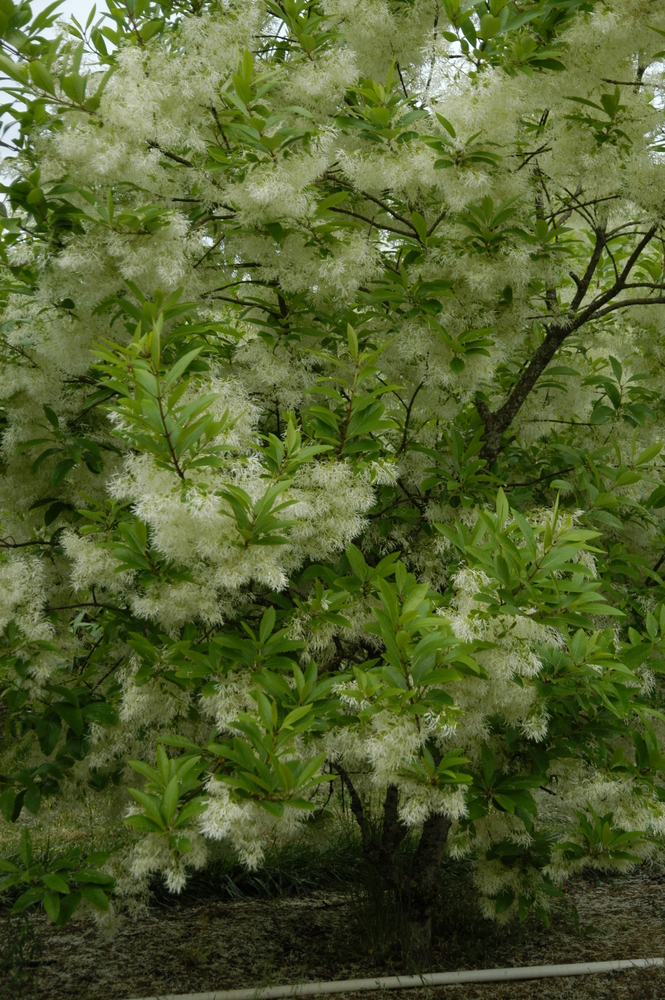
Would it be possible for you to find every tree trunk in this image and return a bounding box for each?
[335,768,452,957]
[379,784,409,880]
[402,813,451,956]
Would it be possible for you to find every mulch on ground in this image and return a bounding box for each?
[6,868,665,1000]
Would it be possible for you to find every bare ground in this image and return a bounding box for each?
[8,869,665,1000]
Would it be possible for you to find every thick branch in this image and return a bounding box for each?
[333,764,372,855]
[477,326,569,463]
[479,225,658,465]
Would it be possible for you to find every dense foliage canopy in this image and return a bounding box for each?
[2,0,665,943]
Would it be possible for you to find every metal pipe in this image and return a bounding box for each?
[126,957,664,1000]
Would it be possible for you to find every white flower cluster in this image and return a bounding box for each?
[1,0,665,923]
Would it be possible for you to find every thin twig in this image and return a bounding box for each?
[0,537,59,549]
[146,141,195,168]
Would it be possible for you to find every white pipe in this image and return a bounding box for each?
[127,958,664,1000]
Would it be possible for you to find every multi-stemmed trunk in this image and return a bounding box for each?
[336,771,451,957]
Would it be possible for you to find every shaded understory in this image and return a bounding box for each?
[2,838,665,1000]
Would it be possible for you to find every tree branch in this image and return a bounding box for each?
[396,380,425,455]
[323,176,416,232]
[1,537,59,549]
[329,206,414,239]
[478,224,659,465]
[332,763,372,855]
[146,141,195,168]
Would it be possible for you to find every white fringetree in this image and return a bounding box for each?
[2,0,665,948]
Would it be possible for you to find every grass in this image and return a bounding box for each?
[150,829,366,906]
[0,913,42,1000]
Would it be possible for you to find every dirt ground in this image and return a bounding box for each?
[9,868,665,1000]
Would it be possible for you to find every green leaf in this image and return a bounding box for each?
[0,54,29,85]
[162,775,179,824]
[43,890,61,922]
[42,873,70,894]
[52,701,84,736]
[479,14,502,39]
[127,789,166,829]
[12,887,45,914]
[43,405,59,428]
[71,869,115,886]
[460,18,476,46]
[347,323,358,361]
[411,211,428,243]
[123,814,163,832]
[174,797,208,827]
[636,442,662,466]
[494,889,514,914]
[259,606,276,643]
[435,112,456,137]
[51,458,77,485]
[0,787,16,822]
[81,701,119,725]
[54,891,81,925]
[162,347,204,390]
[481,744,494,785]
[29,60,56,95]
[80,885,110,910]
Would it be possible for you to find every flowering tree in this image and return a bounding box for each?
[2,0,665,949]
